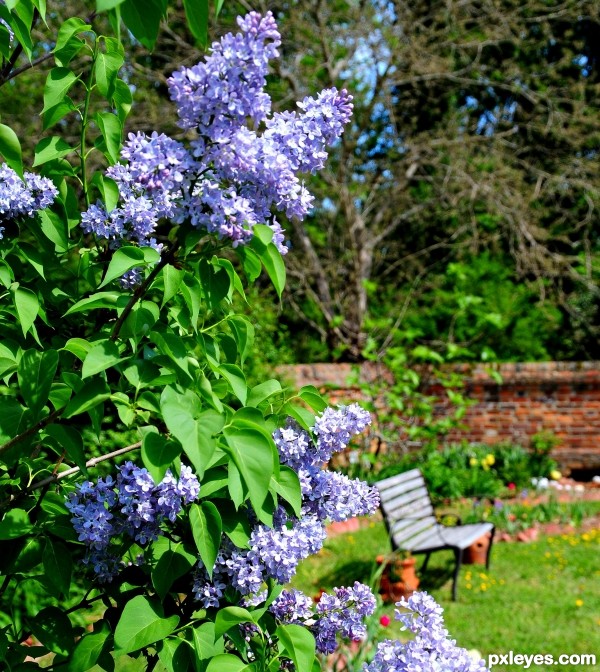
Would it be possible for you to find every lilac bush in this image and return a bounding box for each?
[0,7,490,671]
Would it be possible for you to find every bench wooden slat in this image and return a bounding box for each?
[375,469,423,489]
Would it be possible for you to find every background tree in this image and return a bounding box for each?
[270,0,600,362]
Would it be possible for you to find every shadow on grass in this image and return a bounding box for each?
[317,559,379,589]
[416,555,455,591]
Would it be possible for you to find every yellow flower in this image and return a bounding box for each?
[485,454,495,466]
[469,457,478,467]
[480,584,488,591]
[550,469,562,480]
[466,583,472,590]
[575,599,584,607]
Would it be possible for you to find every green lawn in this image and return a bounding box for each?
[291,521,600,672]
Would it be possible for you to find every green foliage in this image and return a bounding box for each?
[374,441,560,502]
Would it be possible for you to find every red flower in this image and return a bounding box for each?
[507,482,516,490]
[380,614,391,627]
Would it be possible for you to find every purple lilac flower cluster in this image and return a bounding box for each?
[192,510,327,607]
[273,404,379,523]
[364,592,489,672]
[81,12,353,261]
[0,164,58,239]
[66,461,200,582]
[269,582,377,655]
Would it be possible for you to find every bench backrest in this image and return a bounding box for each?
[375,468,437,550]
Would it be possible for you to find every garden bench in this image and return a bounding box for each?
[375,468,495,600]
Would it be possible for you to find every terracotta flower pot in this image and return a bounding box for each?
[462,532,492,565]
[377,555,420,603]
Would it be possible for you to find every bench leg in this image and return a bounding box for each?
[452,548,462,601]
[486,526,496,570]
[421,552,432,573]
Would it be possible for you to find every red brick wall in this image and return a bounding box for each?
[278,362,600,472]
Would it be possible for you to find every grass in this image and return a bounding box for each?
[291,521,600,671]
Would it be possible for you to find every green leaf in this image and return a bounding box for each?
[0,6,32,58]
[32,0,47,22]
[43,99,78,131]
[151,538,196,600]
[120,0,167,50]
[180,273,202,330]
[18,349,58,417]
[0,398,30,448]
[205,654,247,672]
[62,378,110,418]
[218,364,247,405]
[160,387,223,477]
[271,467,302,517]
[113,78,133,124]
[183,0,208,47]
[67,622,112,672]
[29,607,73,657]
[298,385,328,413]
[44,424,87,475]
[95,37,124,99]
[0,509,32,540]
[228,316,254,366]
[191,622,224,665]
[141,432,181,483]
[91,174,120,212]
[189,502,222,578]
[158,638,192,672]
[120,301,159,342]
[64,291,122,315]
[62,338,92,360]
[222,428,277,514]
[39,209,69,251]
[162,264,185,307]
[43,538,72,597]
[97,0,126,10]
[114,595,179,654]
[81,339,122,379]
[95,111,122,164]
[283,401,315,433]
[247,379,282,408]
[53,17,90,66]
[214,607,254,639]
[33,136,76,166]
[42,67,79,113]
[275,625,316,672]
[0,122,23,177]
[249,225,286,298]
[12,286,39,336]
[199,258,231,310]
[150,329,192,383]
[99,246,160,288]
